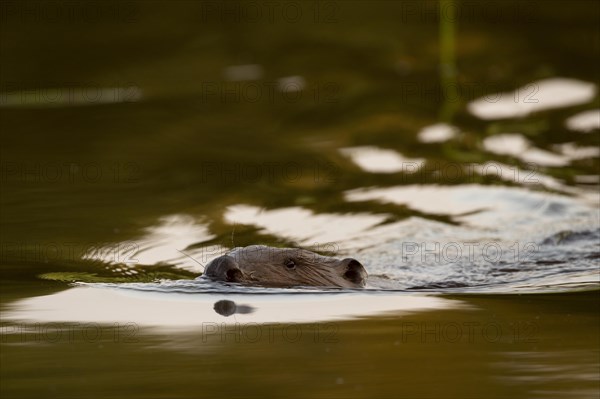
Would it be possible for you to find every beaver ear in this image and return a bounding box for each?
[204,255,243,283]
[341,258,367,286]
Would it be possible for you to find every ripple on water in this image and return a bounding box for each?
[72,184,598,295]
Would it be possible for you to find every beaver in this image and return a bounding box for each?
[201,245,367,288]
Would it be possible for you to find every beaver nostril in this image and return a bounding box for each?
[226,268,243,282]
[344,269,361,283]
[343,259,365,284]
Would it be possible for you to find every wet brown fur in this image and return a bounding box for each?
[203,245,367,288]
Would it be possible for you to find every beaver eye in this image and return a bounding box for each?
[285,259,296,270]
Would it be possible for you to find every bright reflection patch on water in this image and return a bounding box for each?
[471,161,593,199]
[515,148,569,167]
[553,143,600,160]
[83,214,215,272]
[339,146,425,173]
[2,286,466,330]
[468,78,596,120]
[344,184,596,229]
[0,86,142,108]
[565,109,600,132]
[224,204,386,248]
[417,123,459,143]
[483,133,530,155]
[482,133,569,167]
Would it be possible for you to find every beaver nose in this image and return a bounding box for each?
[341,258,367,286]
[205,255,243,282]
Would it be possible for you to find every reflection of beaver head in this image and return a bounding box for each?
[213,300,254,317]
[203,245,367,288]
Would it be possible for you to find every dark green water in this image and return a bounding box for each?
[1,1,599,398]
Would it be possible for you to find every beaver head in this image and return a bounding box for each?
[203,245,367,288]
